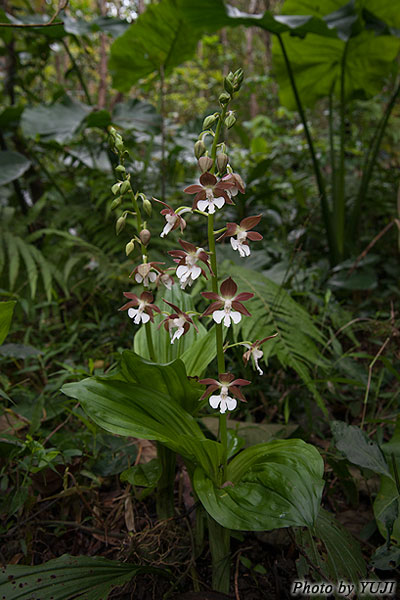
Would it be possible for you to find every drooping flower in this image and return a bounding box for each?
[201,277,253,327]
[153,198,188,238]
[198,373,251,414]
[119,291,161,325]
[159,299,199,344]
[130,261,164,287]
[242,334,278,375]
[217,215,263,258]
[183,172,235,214]
[221,171,246,197]
[154,269,175,290]
[169,240,213,289]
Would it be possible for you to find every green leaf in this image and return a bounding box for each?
[0,344,41,359]
[121,458,162,488]
[295,507,367,583]
[15,237,38,299]
[0,301,16,346]
[0,151,31,186]
[109,0,199,92]
[202,417,298,447]
[112,100,161,133]
[194,439,324,530]
[0,554,168,599]
[272,0,400,109]
[332,420,390,477]
[21,97,90,142]
[4,232,20,290]
[225,264,327,413]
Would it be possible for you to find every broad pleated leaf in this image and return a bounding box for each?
[21,97,90,142]
[0,554,168,600]
[109,0,199,92]
[0,151,31,186]
[194,439,324,530]
[225,265,327,413]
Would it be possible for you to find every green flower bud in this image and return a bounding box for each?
[198,156,213,173]
[225,113,237,129]
[111,196,123,210]
[142,198,152,217]
[111,182,121,195]
[115,165,126,175]
[115,138,124,153]
[219,92,231,106]
[125,239,135,256]
[233,68,244,91]
[216,152,229,174]
[116,214,127,235]
[120,180,131,195]
[194,139,206,159]
[139,228,151,246]
[202,114,217,130]
[224,77,234,96]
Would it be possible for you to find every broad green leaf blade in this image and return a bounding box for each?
[0,151,31,186]
[120,351,201,413]
[295,508,367,583]
[112,100,161,133]
[21,97,90,142]
[0,554,168,599]
[332,420,390,477]
[0,301,16,345]
[109,0,199,92]
[194,439,324,530]
[121,458,162,488]
[202,417,298,447]
[225,264,327,413]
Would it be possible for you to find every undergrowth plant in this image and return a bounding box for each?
[61,71,325,594]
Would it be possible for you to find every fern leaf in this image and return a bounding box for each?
[15,237,39,299]
[226,264,327,414]
[29,245,52,302]
[4,232,20,290]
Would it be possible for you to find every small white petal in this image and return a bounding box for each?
[128,308,138,319]
[231,238,239,251]
[149,271,157,282]
[160,222,173,238]
[170,327,184,344]
[141,312,150,323]
[135,273,143,283]
[134,313,141,324]
[254,359,263,375]
[223,313,232,327]
[176,265,189,279]
[191,265,202,279]
[230,311,242,324]
[219,399,228,413]
[214,196,225,209]
[209,395,221,409]
[213,310,225,324]
[226,396,237,411]
[197,199,209,212]
[208,202,216,214]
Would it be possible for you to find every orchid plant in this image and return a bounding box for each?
[62,71,324,594]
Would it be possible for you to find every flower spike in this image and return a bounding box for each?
[201,277,253,327]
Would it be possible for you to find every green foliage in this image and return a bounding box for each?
[109,0,200,92]
[0,554,168,600]
[194,439,324,530]
[0,152,31,186]
[0,301,16,345]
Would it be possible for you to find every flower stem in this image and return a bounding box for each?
[145,321,156,362]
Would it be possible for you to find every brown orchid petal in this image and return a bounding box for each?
[119,300,137,311]
[162,299,182,314]
[221,191,234,205]
[220,277,238,298]
[234,292,254,301]
[198,378,219,385]
[240,215,262,230]
[202,301,224,317]
[179,239,197,253]
[246,231,263,241]
[231,378,251,386]
[160,208,172,216]
[219,373,235,383]
[199,384,219,402]
[182,322,190,335]
[232,301,251,316]
[201,291,220,300]
[178,217,186,233]
[148,303,161,313]
[199,172,217,186]
[229,386,247,402]
[242,349,251,365]
[140,291,154,303]
[184,184,204,194]
[123,292,139,301]
[259,334,278,345]
[152,197,171,209]
[168,250,186,260]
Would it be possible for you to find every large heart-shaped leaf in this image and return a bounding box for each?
[109,0,199,92]
[194,439,324,530]
[0,554,168,599]
[0,151,31,186]
[21,97,90,142]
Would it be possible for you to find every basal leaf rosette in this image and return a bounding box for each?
[193,439,324,531]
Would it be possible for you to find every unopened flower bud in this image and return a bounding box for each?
[225,113,237,129]
[116,214,127,235]
[111,182,121,195]
[142,198,152,217]
[224,77,234,96]
[111,196,123,210]
[216,153,229,174]
[194,140,206,159]
[120,180,131,195]
[125,239,135,256]
[198,156,213,173]
[233,68,244,91]
[203,114,217,130]
[139,228,151,246]
[115,165,126,176]
[115,138,125,153]
[219,92,231,106]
